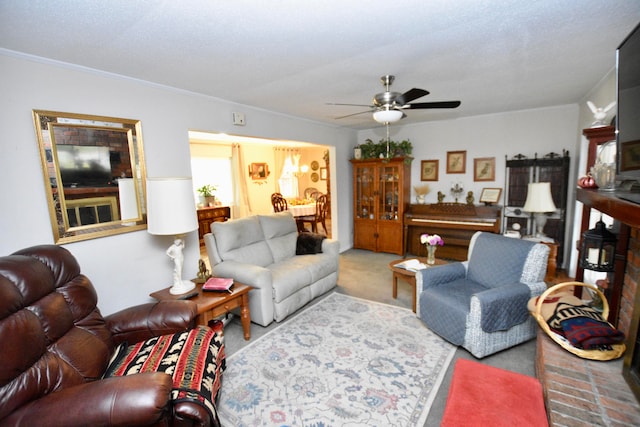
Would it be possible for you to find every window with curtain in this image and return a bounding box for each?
[278,155,299,199]
[191,157,233,205]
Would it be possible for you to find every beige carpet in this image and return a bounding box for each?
[219,248,537,426]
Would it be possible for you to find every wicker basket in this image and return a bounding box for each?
[530,281,625,361]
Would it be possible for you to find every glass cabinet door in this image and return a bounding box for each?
[355,165,376,220]
[351,157,411,255]
[377,164,400,221]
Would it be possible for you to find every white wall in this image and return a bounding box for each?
[358,105,579,205]
[0,51,356,315]
[1,50,599,316]
[297,146,329,196]
[358,105,580,265]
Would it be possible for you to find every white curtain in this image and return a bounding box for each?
[279,157,298,198]
[231,143,251,218]
[274,147,300,199]
[273,147,287,194]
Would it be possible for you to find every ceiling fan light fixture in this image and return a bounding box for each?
[373,108,402,124]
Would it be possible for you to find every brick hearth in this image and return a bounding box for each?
[536,330,640,426]
[536,200,640,425]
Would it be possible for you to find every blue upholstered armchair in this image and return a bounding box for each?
[416,232,549,358]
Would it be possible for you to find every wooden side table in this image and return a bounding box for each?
[541,241,558,282]
[150,281,252,340]
[388,257,447,312]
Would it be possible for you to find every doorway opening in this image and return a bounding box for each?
[188,131,335,257]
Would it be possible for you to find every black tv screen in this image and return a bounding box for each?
[56,145,112,187]
[616,22,640,184]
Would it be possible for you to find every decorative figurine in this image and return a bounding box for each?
[437,191,445,203]
[166,238,185,287]
[195,259,211,283]
[466,191,474,205]
[587,101,616,127]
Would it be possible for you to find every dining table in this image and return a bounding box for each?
[287,203,316,217]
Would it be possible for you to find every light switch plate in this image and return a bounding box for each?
[232,112,246,126]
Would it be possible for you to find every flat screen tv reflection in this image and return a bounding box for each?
[56,145,112,187]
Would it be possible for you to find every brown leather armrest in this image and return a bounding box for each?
[174,400,219,427]
[2,373,173,427]
[106,300,197,345]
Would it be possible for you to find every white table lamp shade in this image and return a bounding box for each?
[146,177,198,295]
[523,182,556,213]
[147,177,198,235]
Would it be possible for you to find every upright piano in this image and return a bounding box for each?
[404,203,502,260]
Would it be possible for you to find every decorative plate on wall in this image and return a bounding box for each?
[311,160,319,170]
[311,172,319,182]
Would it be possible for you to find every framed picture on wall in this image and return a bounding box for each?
[248,162,269,180]
[474,157,495,181]
[446,151,466,174]
[479,187,502,204]
[420,160,439,181]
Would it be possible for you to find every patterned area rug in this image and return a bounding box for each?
[218,292,456,426]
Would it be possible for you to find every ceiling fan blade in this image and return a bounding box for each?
[326,102,373,107]
[407,101,461,109]
[335,109,374,119]
[395,88,429,105]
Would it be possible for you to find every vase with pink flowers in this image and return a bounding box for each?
[420,233,444,264]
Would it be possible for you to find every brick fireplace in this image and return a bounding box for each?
[535,188,640,425]
[621,226,640,400]
[576,189,640,390]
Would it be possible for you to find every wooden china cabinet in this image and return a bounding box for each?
[351,157,412,255]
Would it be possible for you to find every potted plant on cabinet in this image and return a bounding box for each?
[197,184,218,207]
[360,138,413,160]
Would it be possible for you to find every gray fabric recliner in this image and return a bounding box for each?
[204,211,339,326]
[416,231,549,358]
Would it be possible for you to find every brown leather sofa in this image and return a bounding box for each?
[0,245,224,427]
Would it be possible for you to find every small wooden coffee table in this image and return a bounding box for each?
[150,281,252,340]
[389,257,447,312]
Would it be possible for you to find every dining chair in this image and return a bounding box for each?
[297,194,328,234]
[271,192,283,203]
[303,187,318,200]
[271,193,287,212]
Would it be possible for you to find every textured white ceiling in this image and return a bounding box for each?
[1,1,639,129]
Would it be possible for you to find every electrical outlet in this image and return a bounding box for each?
[232,112,246,126]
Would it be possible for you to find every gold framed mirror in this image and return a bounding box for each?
[33,110,147,244]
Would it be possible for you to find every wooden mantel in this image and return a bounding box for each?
[576,188,640,229]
